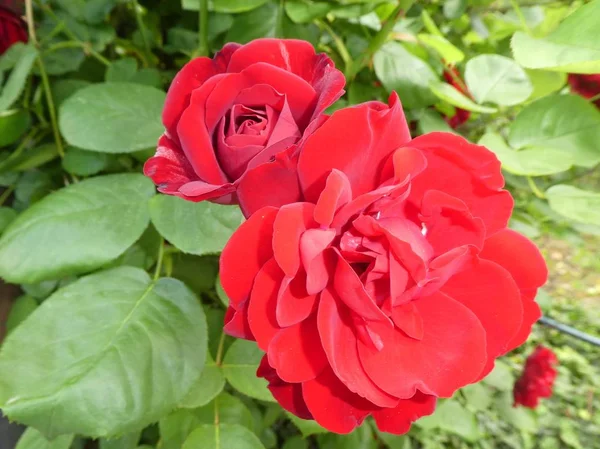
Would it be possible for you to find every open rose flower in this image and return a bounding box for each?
[144,38,345,214]
[514,346,558,409]
[443,68,471,128]
[0,4,27,55]
[567,74,600,108]
[219,94,548,434]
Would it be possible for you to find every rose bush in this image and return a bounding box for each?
[143,38,345,215]
[219,94,548,434]
[514,346,558,409]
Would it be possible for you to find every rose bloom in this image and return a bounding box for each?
[219,94,548,434]
[514,346,558,409]
[443,68,471,129]
[0,4,27,55]
[567,74,600,108]
[144,38,345,215]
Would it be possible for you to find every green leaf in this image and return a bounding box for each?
[106,58,138,82]
[0,143,59,174]
[51,79,91,107]
[374,42,437,109]
[0,206,17,234]
[461,383,492,412]
[59,82,165,153]
[418,109,454,134]
[508,94,600,168]
[0,44,37,112]
[0,109,30,147]
[429,81,497,113]
[482,360,514,391]
[417,34,464,64]
[183,424,265,449]
[526,69,566,100]
[0,173,154,284]
[180,353,225,408]
[285,0,331,23]
[170,254,219,295]
[546,185,600,226]
[221,340,274,402]
[286,412,328,437]
[99,432,141,449]
[15,428,73,449]
[443,0,466,19]
[465,55,532,106]
[0,266,207,438]
[215,275,229,307]
[5,295,38,335]
[194,393,255,430]
[318,423,377,449]
[416,399,480,441]
[62,147,110,176]
[479,132,572,176]
[511,1,600,73]
[149,195,242,256]
[183,0,268,13]
[159,408,206,449]
[225,3,280,44]
[282,436,308,449]
[496,391,537,432]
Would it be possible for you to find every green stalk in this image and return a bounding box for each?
[197,0,209,57]
[131,0,152,65]
[346,0,416,80]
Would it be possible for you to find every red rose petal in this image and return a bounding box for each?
[441,259,523,371]
[143,134,197,194]
[302,367,378,434]
[268,314,328,383]
[276,272,318,327]
[220,207,277,307]
[257,356,313,419]
[480,229,548,290]
[248,258,284,350]
[391,302,424,341]
[372,391,437,435]
[300,229,336,294]
[358,291,487,398]
[223,302,253,339]
[272,203,316,277]
[314,169,353,227]
[409,132,514,235]
[237,149,303,217]
[298,93,411,202]
[318,288,399,407]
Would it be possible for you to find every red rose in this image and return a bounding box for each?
[514,346,558,409]
[219,95,547,433]
[144,38,345,215]
[567,74,600,108]
[443,68,471,129]
[0,5,27,55]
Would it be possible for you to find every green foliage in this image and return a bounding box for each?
[1,0,599,448]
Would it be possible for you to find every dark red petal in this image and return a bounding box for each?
[223,302,253,339]
[480,229,548,291]
[272,203,316,277]
[333,254,392,324]
[298,93,411,202]
[302,367,378,434]
[220,207,277,307]
[258,356,313,419]
[177,75,230,185]
[276,272,318,327]
[419,190,486,255]
[507,289,542,351]
[248,258,283,350]
[318,288,399,407]
[372,392,437,435]
[268,314,328,383]
[314,169,353,227]
[237,149,302,218]
[441,259,522,372]
[144,134,197,194]
[409,132,514,235]
[162,58,220,141]
[300,229,336,294]
[358,291,487,398]
[379,146,428,186]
